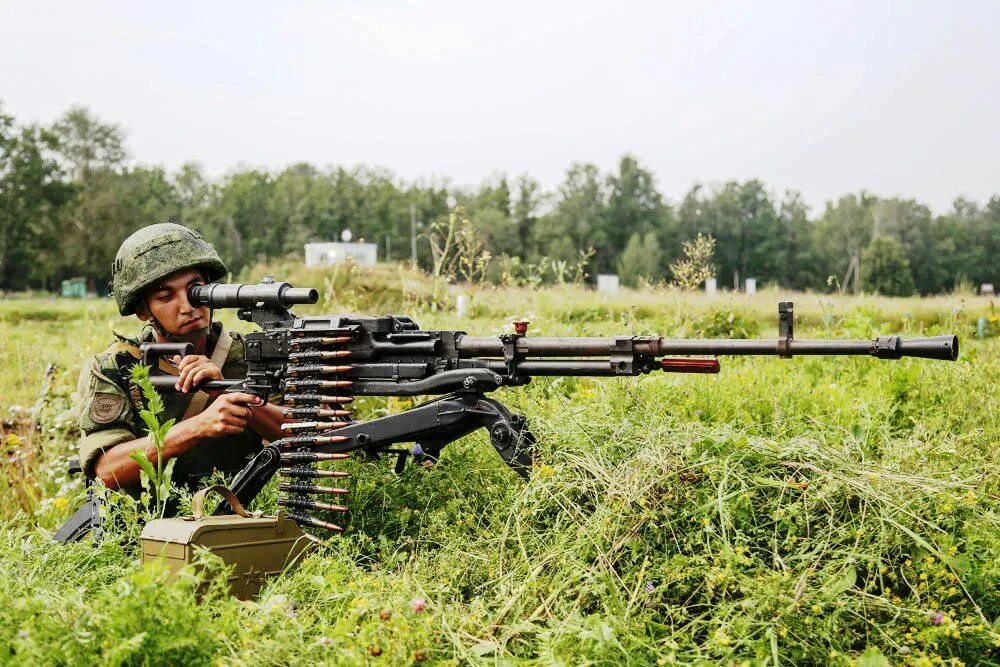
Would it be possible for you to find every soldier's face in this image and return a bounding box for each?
[137,269,211,336]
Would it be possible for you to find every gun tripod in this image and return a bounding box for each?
[222,392,536,530]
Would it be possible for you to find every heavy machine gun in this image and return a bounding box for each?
[136,277,957,535]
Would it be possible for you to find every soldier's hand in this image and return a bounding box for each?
[194,392,263,438]
[173,354,224,393]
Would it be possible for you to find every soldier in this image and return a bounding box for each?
[76,222,286,498]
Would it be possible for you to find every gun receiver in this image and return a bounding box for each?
[139,278,958,532]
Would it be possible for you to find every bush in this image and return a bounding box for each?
[862,236,916,297]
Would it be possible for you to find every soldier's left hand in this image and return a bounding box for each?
[173,354,224,393]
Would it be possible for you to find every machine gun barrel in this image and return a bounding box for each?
[457,334,957,362]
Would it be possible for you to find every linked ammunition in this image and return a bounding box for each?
[280,452,350,464]
[282,407,352,419]
[277,434,349,448]
[286,364,353,376]
[280,482,349,495]
[289,336,353,348]
[283,379,353,391]
[280,421,350,432]
[279,497,348,513]
[289,350,352,361]
[281,468,351,479]
[281,394,354,405]
[286,512,343,532]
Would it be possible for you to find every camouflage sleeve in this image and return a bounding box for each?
[221,329,247,379]
[76,353,139,477]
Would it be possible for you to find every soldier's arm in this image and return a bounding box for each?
[93,419,208,489]
[174,352,288,441]
[246,402,286,442]
[92,392,263,490]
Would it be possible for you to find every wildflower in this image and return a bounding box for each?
[6,433,23,448]
[537,463,555,478]
[712,630,731,646]
[411,597,427,613]
[947,587,958,596]
[316,637,334,646]
[929,611,944,625]
[644,581,656,592]
[53,497,69,512]
[411,443,424,456]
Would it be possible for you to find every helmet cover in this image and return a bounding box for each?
[111,223,227,315]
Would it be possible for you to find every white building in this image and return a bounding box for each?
[304,242,378,267]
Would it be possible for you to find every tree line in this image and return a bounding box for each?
[1,103,998,295]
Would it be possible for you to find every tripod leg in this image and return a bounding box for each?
[473,398,535,479]
[305,393,536,478]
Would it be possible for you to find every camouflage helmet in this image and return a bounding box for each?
[111,223,227,316]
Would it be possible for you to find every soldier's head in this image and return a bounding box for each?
[111,223,227,342]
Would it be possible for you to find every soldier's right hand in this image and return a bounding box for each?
[194,392,263,438]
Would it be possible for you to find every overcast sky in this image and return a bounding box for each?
[2,1,997,213]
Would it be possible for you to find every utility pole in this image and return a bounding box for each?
[842,250,861,294]
[410,203,418,263]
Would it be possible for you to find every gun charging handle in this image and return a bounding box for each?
[140,341,242,391]
[140,341,192,367]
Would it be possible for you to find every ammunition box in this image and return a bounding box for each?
[140,485,314,599]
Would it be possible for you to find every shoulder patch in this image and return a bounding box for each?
[91,392,126,424]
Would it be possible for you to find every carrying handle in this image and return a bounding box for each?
[191,484,250,519]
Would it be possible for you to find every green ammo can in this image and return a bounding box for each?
[140,486,315,599]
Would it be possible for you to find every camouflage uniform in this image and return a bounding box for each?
[76,222,260,495]
[77,321,264,493]
[76,320,264,492]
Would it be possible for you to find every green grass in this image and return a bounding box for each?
[1,265,998,665]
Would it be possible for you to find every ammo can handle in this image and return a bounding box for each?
[192,485,250,519]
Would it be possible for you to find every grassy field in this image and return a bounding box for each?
[1,263,998,665]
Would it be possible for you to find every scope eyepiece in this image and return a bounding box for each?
[188,280,319,309]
